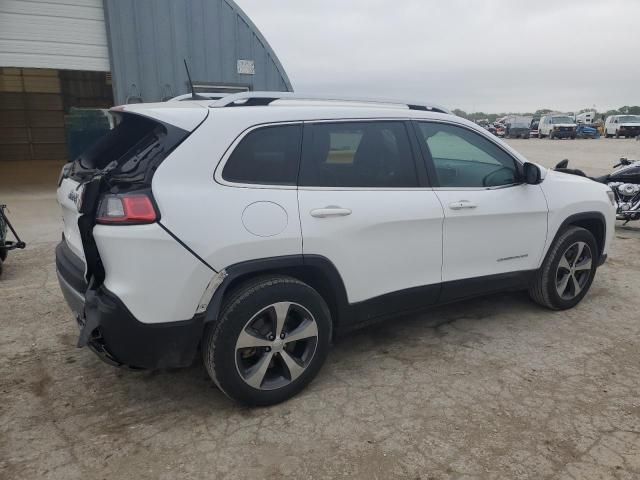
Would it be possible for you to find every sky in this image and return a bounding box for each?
[235,0,640,113]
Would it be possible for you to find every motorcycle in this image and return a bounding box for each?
[555,158,640,224]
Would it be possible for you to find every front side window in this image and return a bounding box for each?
[416,122,519,188]
[222,124,302,185]
[299,121,418,188]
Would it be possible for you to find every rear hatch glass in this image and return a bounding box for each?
[57,111,192,274]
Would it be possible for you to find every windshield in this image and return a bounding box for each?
[618,115,640,123]
[552,116,574,124]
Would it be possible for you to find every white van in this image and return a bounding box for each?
[604,115,640,138]
[538,114,577,139]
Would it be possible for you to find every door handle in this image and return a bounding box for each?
[449,200,478,210]
[310,206,352,218]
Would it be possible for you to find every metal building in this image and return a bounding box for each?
[0,0,292,162]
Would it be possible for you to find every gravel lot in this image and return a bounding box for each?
[1,138,640,480]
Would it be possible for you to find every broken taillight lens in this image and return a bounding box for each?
[96,193,158,225]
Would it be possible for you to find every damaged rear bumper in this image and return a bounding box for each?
[55,240,203,369]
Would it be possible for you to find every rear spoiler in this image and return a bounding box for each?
[110,103,209,132]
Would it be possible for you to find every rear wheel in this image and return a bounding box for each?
[0,247,6,262]
[529,226,598,310]
[202,275,332,406]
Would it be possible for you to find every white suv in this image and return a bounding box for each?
[56,93,615,405]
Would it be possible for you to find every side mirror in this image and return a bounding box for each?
[523,162,542,184]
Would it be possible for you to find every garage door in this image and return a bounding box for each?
[0,68,67,161]
[0,0,110,71]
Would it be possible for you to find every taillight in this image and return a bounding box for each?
[96,193,158,225]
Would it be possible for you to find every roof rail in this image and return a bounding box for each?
[209,92,450,114]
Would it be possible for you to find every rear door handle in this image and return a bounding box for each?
[449,200,478,210]
[310,206,352,218]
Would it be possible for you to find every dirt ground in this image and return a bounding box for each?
[1,139,640,480]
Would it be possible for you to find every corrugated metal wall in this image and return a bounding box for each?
[0,0,110,71]
[103,0,293,104]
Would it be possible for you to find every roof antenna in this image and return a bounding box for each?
[183,59,205,100]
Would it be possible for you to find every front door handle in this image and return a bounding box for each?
[449,200,478,210]
[310,206,352,218]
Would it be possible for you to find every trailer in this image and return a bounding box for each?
[0,205,26,275]
[575,111,597,125]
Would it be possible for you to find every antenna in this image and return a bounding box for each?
[183,59,205,100]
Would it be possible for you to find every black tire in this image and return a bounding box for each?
[0,247,6,262]
[549,131,555,139]
[615,130,620,139]
[202,275,332,406]
[0,257,3,277]
[529,226,598,310]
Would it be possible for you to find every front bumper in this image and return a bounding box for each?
[551,129,575,138]
[56,240,203,369]
[619,128,640,137]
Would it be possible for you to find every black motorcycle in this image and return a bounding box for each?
[555,158,640,224]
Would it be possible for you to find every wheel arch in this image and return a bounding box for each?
[548,212,606,260]
[203,255,350,337]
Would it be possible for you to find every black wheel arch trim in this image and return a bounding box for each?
[203,254,351,331]
[549,211,607,259]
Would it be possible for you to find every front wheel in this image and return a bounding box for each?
[529,226,598,310]
[202,275,332,406]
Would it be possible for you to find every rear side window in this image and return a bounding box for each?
[222,124,302,185]
[299,121,418,188]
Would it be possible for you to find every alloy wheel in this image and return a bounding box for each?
[555,241,593,300]
[234,302,319,390]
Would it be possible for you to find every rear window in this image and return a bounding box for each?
[69,113,186,182]
[222,124,302,185]
[299,121,418,188]
[74,114,160,171]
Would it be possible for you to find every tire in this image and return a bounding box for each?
[0,247,6,262]
[0,257,3,277]
[529,226,598,310]
[549,131,555,139]
[615,130,620,139]
[202,275,332,406]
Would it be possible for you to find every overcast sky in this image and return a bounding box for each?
[236,0,640,113]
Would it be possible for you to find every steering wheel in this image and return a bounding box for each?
[482,167,514,187]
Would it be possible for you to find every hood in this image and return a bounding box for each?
[544,169,609,191]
